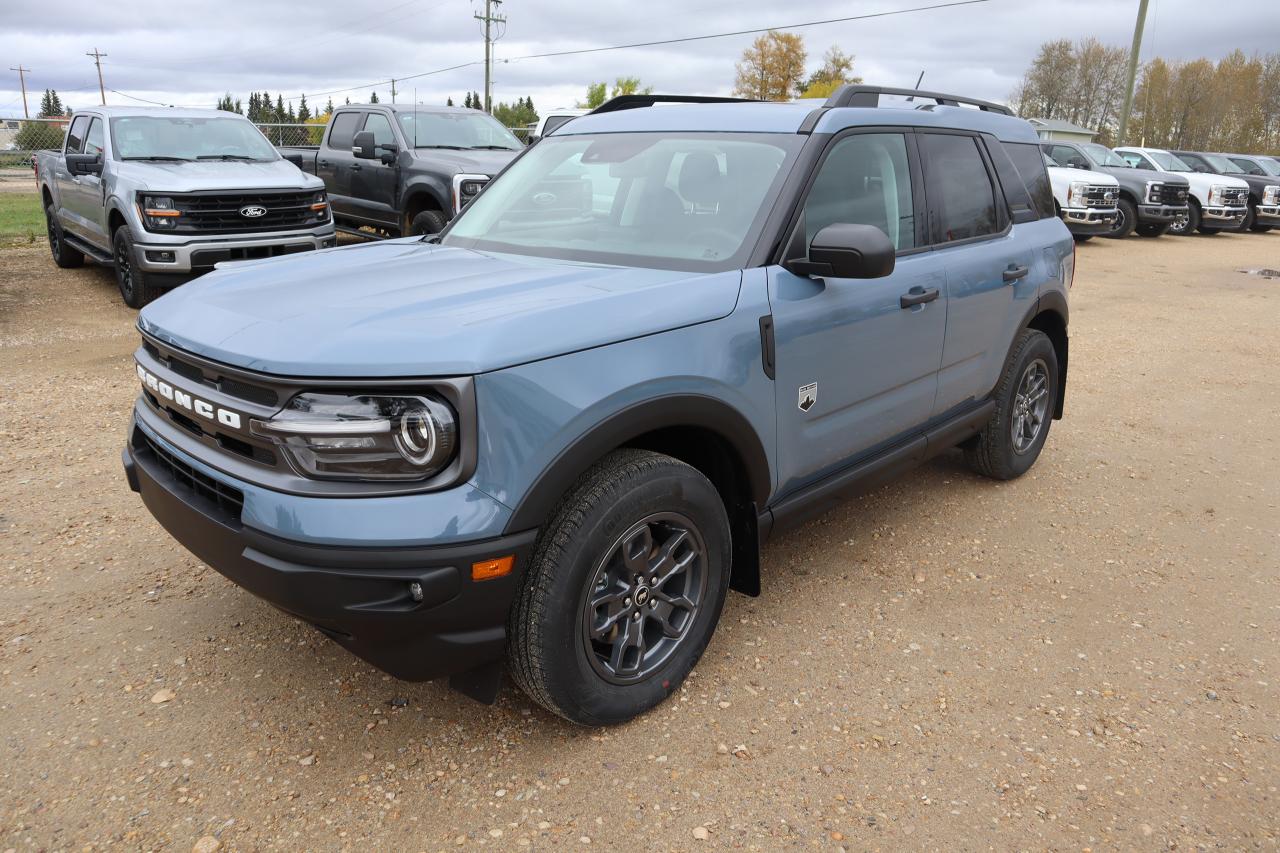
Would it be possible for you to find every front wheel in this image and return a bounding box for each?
[964,329,1059,481]
[1245,202,1272,232]
[1105,199,1137,239]
[112,228,163,309]
[1072,234,1093,243]
[1169,203,1198,235]
[407,209,448,237]
[508,449,731,726]
[1135,223,1169,238]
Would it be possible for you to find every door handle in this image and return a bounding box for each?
[900,287,940,309]
[1003,264,1029,283]
[349,164,363,172]
[318,159,331,167]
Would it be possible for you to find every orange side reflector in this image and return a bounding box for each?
[144,209,181,217]
[472,555,514,582]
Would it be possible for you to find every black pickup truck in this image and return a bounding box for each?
[282,104,522,237]
[1041,140,1189,238]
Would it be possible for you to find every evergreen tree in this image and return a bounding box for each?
[369,91,380,104]
[275,94,286,121]
[297,95,311,123]
[473,91,483,111]
[247,92,259,121]
[234,98,242,115]
[446,96,454,106]
[324,97,334,116]
[38,89,64,118]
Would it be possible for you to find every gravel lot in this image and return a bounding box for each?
[1,233,1278,850]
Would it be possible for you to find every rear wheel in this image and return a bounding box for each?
[1135,223,1169,238]
[508,449,731,726]
[965,329,1058,481]
[1169,202,1198,235]
[45,202,84,268]
[408,209,447,237]
[112,227,163,309]
[1105,198,1137,239]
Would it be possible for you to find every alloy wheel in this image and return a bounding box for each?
[114,236,134,301]
[1012,358,1050,455]
[580,512,708,685]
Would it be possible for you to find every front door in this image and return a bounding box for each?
[319,111,361,216]
[350,112,400,226]
[769,130,947,497]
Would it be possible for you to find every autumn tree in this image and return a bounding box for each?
[733,31,807,100]
[800,46,862,99]
[579,77,652,109]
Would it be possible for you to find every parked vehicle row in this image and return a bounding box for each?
[1113,147,1252,235]
[1042,141,1189,239]
[34,107,336,307]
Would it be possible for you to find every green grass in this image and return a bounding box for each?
[0,192,44,246]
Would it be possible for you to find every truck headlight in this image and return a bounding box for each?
[1145,181,1163,204]
[452,173,489,214]
[139,194,181,230]
[1264,185,1280,206]
[1067,181,1088,208]
[309,190,330,221]
[1208,185,1225,206]
[250,392,457,481]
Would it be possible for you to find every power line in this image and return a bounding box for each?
[296,0,994,101]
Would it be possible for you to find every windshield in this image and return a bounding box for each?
[441,132,801,272]
[1149,151,1193,172]
[396,111,522,150]
[1252,157,1280,177]
[1201,153,1243,173]
[109,116,278,161]
[1082,143,1128,168]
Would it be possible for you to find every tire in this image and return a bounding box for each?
[1169,202,1199,236]
[1072,234,1093,243]
[1105,198,1137,239]
[45,202,84,268]
[1135,223,1169,238]
[508,449,732,726]
[1197,226,1221,235]
[1245,202,1272,232]
[407,209,447,237]
[112,227,163,309]
[964,329,1058,481]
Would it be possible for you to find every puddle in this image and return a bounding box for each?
[1237,268,1280,279]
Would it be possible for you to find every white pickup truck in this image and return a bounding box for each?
[1042,154,1119,240]
[1113,147,1250,235]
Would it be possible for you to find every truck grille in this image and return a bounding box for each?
[143,340,278,407]
[1158,184,1189,205]
[137,430,245,522]
[1219,187,1248,207]
[1083,186,1118,209]
[157,190,327,234]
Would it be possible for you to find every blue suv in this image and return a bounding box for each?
[124,87,1072,725]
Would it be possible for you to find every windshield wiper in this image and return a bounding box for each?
[122,156,194,162]
[415,145,467,150]
[468,145,519,150]
[196,154,264,161]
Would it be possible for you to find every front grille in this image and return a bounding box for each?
[1219,188,1248,207]
[143,341,278,407]
[153,190,326,235]
[1159,184,1189,205]
[1083,186,1119,209]
[138,430,245,522]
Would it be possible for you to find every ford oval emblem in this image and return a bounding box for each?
[239,205,267,218]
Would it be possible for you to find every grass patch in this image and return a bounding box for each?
[0,192,44,247]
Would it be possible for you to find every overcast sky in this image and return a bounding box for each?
[1,0,1274,120]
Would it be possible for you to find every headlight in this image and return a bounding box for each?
[1264,185,1280,205]
[250,392,457,481]
[1208,185,1224,206]
[1067,181,1088,208]
[1146,181,1162,204]
[139,194,180,230]
[309,190,330,220]
[452,173,489,213]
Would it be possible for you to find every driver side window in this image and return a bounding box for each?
[362,113,395,148]
[804,133,916,251]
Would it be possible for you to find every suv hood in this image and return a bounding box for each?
[409,148,519,175]
[122,158,324,193]
[138,239,742,377]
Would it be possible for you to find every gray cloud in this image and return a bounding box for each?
[2,0,1274,118]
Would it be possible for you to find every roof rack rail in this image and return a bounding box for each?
[824,85,1012,116]
[589,94,761,115]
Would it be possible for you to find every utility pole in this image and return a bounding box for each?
[474,0,505,112]
[390,78,397,104]
[1116,0,1150,146]
[86,48,108,105]
[9,65,31,118]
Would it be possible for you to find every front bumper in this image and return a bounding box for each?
[123,421,537,684]
[133,227,337,274]
[1202,206,1247,224]
[1256,204,1280,225]
[1136,203,1186,223]
[1061,206,1117,235]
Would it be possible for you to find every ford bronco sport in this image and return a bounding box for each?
[123,87,1072,725]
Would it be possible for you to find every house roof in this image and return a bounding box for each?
[1026,118,1097,135]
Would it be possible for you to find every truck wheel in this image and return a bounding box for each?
[45,202,84,268]
[1135,223,1168,237]
[1072,235,1092,243]
[112,228,163,309]
[1245,202,1272,232]
[964,329,1058,482]
[408,209,447,237]
[1105,199,1137,239]
[508,449,731,726]
[1169,202,1198,236]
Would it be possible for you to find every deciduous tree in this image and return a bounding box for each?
[733,31,807,101]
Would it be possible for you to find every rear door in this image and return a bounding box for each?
[319,110,362,216]
[768,129,948,496]
[918,131,1037,416]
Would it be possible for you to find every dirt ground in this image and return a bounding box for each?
[1,231,1278,851]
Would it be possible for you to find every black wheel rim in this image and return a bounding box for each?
[579,512,708,685]
[114,236,134,300]
[1112,205,1127,235]
[46,213,59,257]
[1012,358,1050,455]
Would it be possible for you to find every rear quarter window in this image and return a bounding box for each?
[1004,142,1054,220]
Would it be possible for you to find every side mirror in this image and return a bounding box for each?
[66,153,103,176]
[352,130,377,159]
[378,142,399,165]
[283,152,304,168]
[784,223,895,280]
